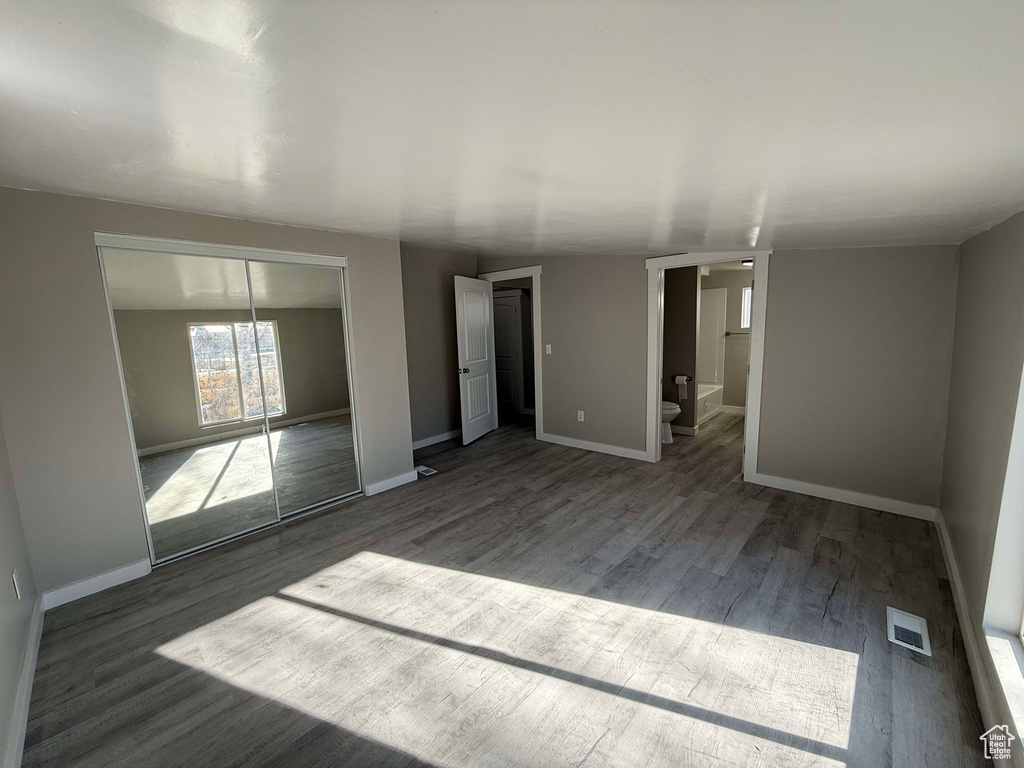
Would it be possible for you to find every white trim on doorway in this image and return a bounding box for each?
[477,266,543,439]
[645,251,771,471]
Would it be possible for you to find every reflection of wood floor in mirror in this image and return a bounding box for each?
[26,415,985,767]
[139,415,358,560]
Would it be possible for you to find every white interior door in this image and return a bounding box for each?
[455,276,498,444]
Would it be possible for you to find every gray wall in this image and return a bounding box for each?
[479,253,648,451]
[0,408,38,765]
[663,267,698,428]
[0,187,413,593]
[113,309,349,450]
[700,270,754,407]
[758,246,959,506]
[400,245,479,443]
[482,247,959,503]
[941,212,1024,617]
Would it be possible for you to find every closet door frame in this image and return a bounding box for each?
[96,233,363,566]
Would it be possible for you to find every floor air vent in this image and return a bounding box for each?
[415,465,438,477]
[887,606,932,656]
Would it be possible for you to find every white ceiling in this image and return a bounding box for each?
[104,249,343,309]
[3,1,1024,257]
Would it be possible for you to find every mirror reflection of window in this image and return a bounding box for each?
[189,324,242,424]
[189,321,285,425]
[101,244,360,563]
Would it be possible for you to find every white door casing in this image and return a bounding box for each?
[477,265,543,438]
[455,276,499,444]
[645,250,771,467]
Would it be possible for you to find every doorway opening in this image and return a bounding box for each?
[451,266,542,446]
[646,251,770,470]
[480,266,542,441]
[491,278,536,428]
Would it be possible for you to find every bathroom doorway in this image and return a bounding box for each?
[645,251,770,471]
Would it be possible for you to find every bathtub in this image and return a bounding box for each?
[695,383,724,425]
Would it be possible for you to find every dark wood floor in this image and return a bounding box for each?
[140,415,359,559]
[24,414,984,767]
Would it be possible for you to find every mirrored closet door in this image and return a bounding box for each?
[248,261,361,515]
[100,241,360,563]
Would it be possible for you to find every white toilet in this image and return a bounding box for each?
[661,401,682,443]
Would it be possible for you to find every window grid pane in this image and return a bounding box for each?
[189,321,285,425]
[233,322,264,419]
[256,321,283,415]
[190,324,242,424]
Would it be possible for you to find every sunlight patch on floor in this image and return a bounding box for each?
[145,433,275,521]
[157,551,857,767]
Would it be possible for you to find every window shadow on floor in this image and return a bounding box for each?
[27,417,986,766]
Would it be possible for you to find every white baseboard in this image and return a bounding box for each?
[41,559,151,611]
[745,472,938,521]
[934,510,998,727]
[537,432,650,462]
[3,596,42,768]
[365,470,418,496]
[720,405,746,415]
[137,408,350,457]
[412,429,461,451]
[671,425,698,436]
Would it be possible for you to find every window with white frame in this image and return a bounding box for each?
[188,321,286,426]
[740,286,753,329]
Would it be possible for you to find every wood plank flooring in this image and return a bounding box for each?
[24,414,984,767]
[140,415,358,559]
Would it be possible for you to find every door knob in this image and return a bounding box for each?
[459,367,470,374]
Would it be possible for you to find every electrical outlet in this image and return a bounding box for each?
[12,569,21,600]
[577,410,585,422]
[545,344,552,355]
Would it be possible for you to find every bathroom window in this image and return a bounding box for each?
[188,321,286,426]
[740,287,753,329]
